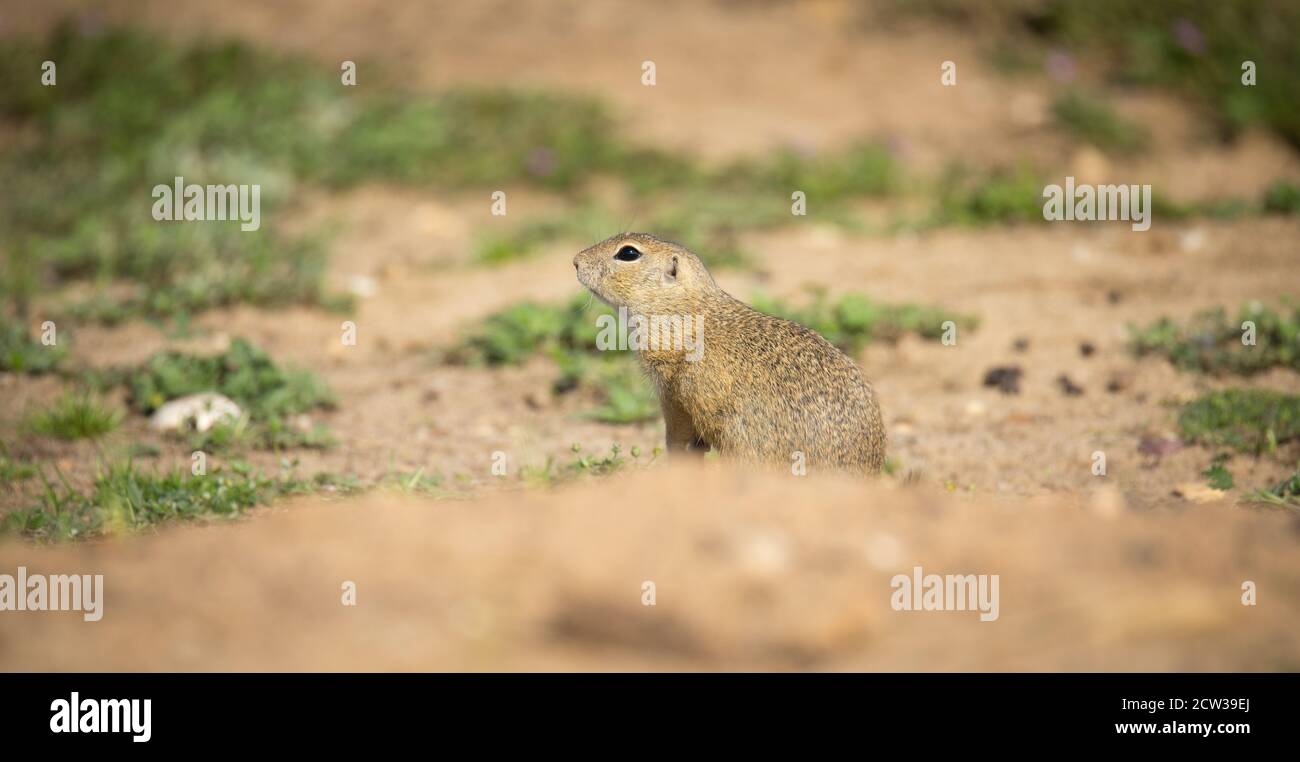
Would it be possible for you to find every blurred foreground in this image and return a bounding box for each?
[2,461,1296,671]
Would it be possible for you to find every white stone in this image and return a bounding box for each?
[149,393,242,433]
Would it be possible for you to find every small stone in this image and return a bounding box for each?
[149,393,242,433]
[983,366,1022,395]
[346,275,377,298]
[1179,229,1207,253]
[1056,373,1085,396]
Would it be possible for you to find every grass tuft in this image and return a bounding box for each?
[1129,301,1300,375]
[1178,389,1300,455]
[1051,90,1150,154]
[27,393,123,440]
[0,320,65,373]
[2,460,293,541]
[126,338,334,449]
[751,288,979,356]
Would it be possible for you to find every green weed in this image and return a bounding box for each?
[1178,389,1300,455]
[1051,90,1150,154]
[1,460,291,541]
[126,338,334,449]
[750,288,979,356]
[0,319,64,374]
[1129,301,1300,375]
[27,393,123,440]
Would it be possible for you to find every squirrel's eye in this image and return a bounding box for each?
[614,245,642,262]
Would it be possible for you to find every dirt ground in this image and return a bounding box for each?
[4,463,1300,671]
[1,0,1298,671]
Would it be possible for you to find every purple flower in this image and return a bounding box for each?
[1172,18,1206,56]
[1045,51,1075,83]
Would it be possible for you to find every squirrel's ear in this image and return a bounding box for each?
[663,255,678,284]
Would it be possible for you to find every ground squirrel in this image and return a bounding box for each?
[574,232,886,473]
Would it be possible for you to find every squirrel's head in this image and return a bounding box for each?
[574,233,717,312]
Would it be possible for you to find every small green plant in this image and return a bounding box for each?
[568,442,630,476]
[380,468,446,496]
[2,460,294,541]
[1262,180,1300,215]
[584,375,659,424]
[0,453,37,485]
[909,1,1300,150]
[1178,389,1300,455]
[928,165,1045,227]
[1247,467,1300,508]
[451,290,973,424]
[468,142,896,269]
[0,320,64,374]
[521,442,656,485]
[750,288,979,355]
[1202,455,1235,490]
[447,296,601,367]
[27,393,123,441]
[127,338,333,417]
[448,296,659,423]
[1051,90,1149,154]
[126,338,334,450]
[1129,301,1300,375]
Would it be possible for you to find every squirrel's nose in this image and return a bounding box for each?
[573,256,580,271]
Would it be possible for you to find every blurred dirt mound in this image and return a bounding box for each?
[2,463,1297,671]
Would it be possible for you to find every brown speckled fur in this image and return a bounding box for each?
[575,232,885,474]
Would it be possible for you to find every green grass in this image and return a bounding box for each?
[446,295,601,367]
[27,393,123,440]
[0,24,344,323]
[449,290,975,423]
[472,143,895,269]
[751,288,979,356]
[1202,454,1235,490]
[127,338,332,416]
[1247,467,1300,509]
[0,458,469,541]
[190,414,336,452]
[1,19,1278,319]
[925,164,1045,227]
[1,460,294,541]
[126,338,335,449]
[1178,389,1300,455]
[1262,180,1300,215]
[1051,90,1150,154]
[565,356,659,424]
[910,0,1300,150]
[0,24,657,323]
[446,295,658,423]
[520,442,657,485]
[1129,301,1300,375]
[2,23,896,310]
[0,454,38,485]
[378,468,447,496]
[0,319,64,373]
